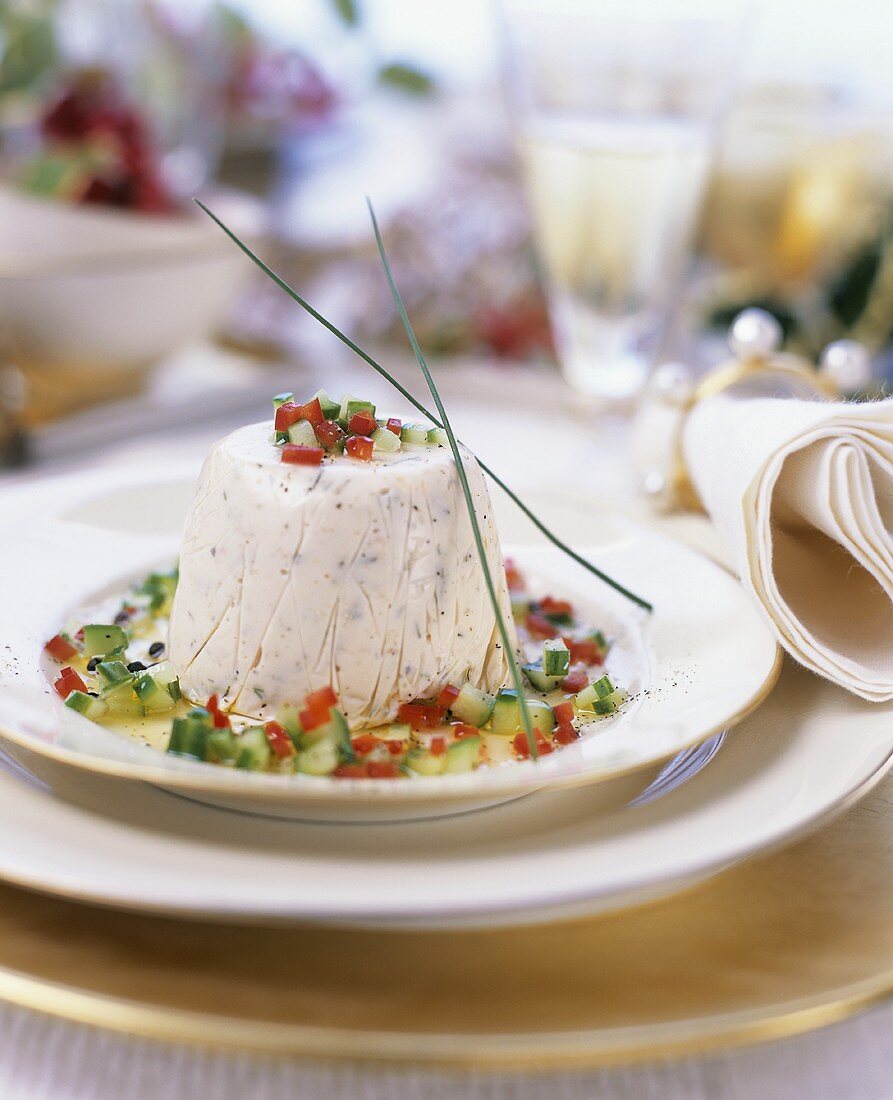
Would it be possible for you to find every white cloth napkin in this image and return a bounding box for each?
[683,395,893,702]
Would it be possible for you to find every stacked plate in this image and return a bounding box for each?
[0,463,892,1064]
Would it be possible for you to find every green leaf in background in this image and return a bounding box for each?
[0,8,58,98]
[829,239,883,329]
[19,153,77,198]
[330,0,360,27]
[377,61,435,96]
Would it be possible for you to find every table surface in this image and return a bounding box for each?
[1,351,891,1100]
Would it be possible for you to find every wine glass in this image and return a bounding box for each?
[500,0,748,405]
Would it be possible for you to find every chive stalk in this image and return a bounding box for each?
[365,198,537,759]
[193,198,652,614]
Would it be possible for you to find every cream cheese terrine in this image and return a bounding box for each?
[167,412,515,729]
[45,390,628,779]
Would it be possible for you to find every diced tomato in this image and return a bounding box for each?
[552,701,575,726]
[75,627,85,643]
[366,760,400,779]
[205,694,231,729]
[513,732,552,759]
[315,419,344,450]
[539,595,574,622]
[437,684,460,709]
[306,686,338,712]
[504,557,525,592]
[385,739,406,755]
[348,410,377,436]
[264,720,296,759]
[563,636,604,666]
[274,402,302,432]
[54,666,86,699]
[333,762,369,779]
[526,611,559,638]
[398,701,446,730]
[398,702,427,730]
[561,666,589,693]
[345,435,373,462]
[300,685,339,731]
[429,736,446,756]
[281,444,324,466]
[44,633,77,662]
[351,733,379,755]
[554,723,579,745]
[299,397,324,426]
[386,418,402,436]
[299,708,317,731]
[453,723,480,739]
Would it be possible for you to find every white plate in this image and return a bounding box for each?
[0,661,889,928]
[0,466,779,821]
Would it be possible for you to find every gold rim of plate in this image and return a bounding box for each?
[0,766,891,1069]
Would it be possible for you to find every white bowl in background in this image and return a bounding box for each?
[0,185,264,382]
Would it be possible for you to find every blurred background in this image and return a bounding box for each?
[1,0,892,463]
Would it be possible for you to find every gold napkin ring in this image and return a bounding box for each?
[634,309,871,512]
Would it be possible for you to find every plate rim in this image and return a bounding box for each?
[0,784,889,1075]
[0,660,887,929]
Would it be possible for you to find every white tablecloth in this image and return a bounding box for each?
[2,356,891,1099]
[2,1000,892,1100]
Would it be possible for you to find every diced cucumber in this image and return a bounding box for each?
[313,389,341,421]
[522,663,563,693]
[339,396,375,424]
[64,691,108,721]
[205,727,238,764]
[426,427,448,447]
[95,659,133,687]
[275,702,303,744]
[489,690,555,736]
[133,673,177,712]
[400,423,429,444]
[138,570,178,616]
[167,714,209,759]
[378,722,412,741]
[450,682,496,727]
[304,708,355,763]
[443,736,482,774]
[526,700,557,734]
[272,392,294,409]
[594,688,629,716]
[510,596,531,620]
[82,624,128,658]
[295,737,340,776]
[371,425,401,453]
[575,677,628,718]
[236,726,272,771]
[100,680,145,718]
[574,675,615,713]
[150,662,181,702]
[404,749,446,776]
[543,638,570,677]
[287,419,318,447]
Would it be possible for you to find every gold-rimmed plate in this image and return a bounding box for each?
[0,466,780,821]
[0,662,887,930]
[0,704,889,1068]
